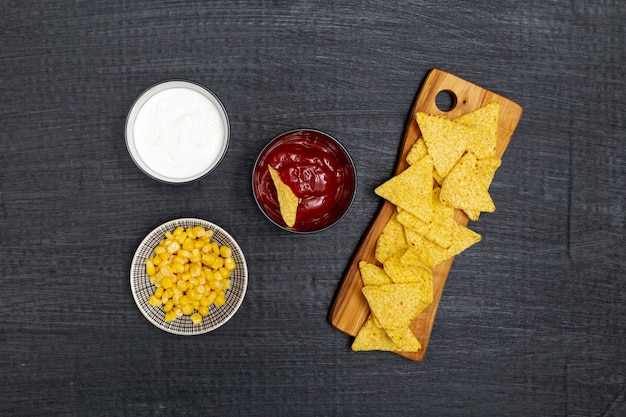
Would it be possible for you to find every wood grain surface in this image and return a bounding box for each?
[329,68,523,360]
[0,1,624,416]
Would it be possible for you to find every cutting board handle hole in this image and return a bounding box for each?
[435,90,457,112]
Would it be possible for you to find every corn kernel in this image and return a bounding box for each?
[160,276,174,289]
[209,280,223,291]
[198,305,209,316]
[163,300,174,312]
[187,288,200,301]
[182,238,194,252]
[211,256,225,270]
[160,266,172,278]
[154,286,164,298]
[171,261,185,274]
[205,291,217,305]
[219,267,231,279]
[145,259,156,276]
[190,263,202,278]
[224,257,236,271]
[201,253,216,266]
[166,241,180,254]
[214,293,226,307]
[164,311,177,322]
[148,295,162,307]
[219,246,232,258]
[181,304,194,315]
[190,248,201,263]
[186,227,197,239]
[190,312,203,325]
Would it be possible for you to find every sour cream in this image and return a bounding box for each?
[126,81,229,183]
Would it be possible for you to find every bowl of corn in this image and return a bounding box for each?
[130,218,248,335]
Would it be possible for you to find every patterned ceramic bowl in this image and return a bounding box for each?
[130,218,247,335]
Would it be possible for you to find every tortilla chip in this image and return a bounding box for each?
[406,137,428,165]
[383,252,433,303]
[403,222,482,268]
[396,188,455,248]
[464,208,482,222]
[454,102,499,159]
[475,156,502,188]
[384,326,421,352]
[359,261,393,287]
[416,113,473,178]
[362,284,431,329]
[439,152,496,214]
[375,212,408,264]
[352,316,398,351]
[375,155,434,222]
[433,168,445,186]
[268,165,299,227]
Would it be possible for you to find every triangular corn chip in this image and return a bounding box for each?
[403,222,482,268]
[375,212,408,264]
[268,165,299,227]
[440,152,496,214]
[362,284,431,330]
[359,261,393,287]
[416,113,472,178]
[352,316,398,352]
[383,252,433,304]
[375,155,434,222]
[396,188,455,248]
[454,102,499,160]
[384,326,422,352]
[406,137,428,166]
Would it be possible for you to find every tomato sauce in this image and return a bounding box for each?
[253,130,356,232]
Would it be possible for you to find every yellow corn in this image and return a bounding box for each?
[190,312,203,325]
[181,304,194,316]
[145,226,236,324]
[211,256,225,270]
[154,286,164,298]
[164,311,177,322]
[224,257,236,271]
[219,245,232,258]
[182,238,194,252]
[160,276,174,289]
[190,263,202,278]
[148,295,162,307]
[214,293,226,307]
[198,305,209,317]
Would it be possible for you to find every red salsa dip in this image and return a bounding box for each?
[253,130,356,233]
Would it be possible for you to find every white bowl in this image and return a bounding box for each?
[125,80,230,183]
[130,218,247,335]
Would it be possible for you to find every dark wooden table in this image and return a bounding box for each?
[1,1,624,416]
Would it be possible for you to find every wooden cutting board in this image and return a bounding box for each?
[329,68,523,361]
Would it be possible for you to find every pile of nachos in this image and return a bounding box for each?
[352,102,503,353]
